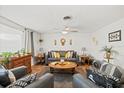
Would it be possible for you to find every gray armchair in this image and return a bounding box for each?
[0,66,54,88]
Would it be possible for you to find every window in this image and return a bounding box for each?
[0,24,24,53]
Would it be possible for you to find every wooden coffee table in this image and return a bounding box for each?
[48,61,77,74]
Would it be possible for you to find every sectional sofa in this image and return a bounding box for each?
[0,65,54,88]
[73,60,124,88]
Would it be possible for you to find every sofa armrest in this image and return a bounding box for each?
[76,55,80,61]
[45,54,49,65]
[10,66,27,80]
[26,73,54,88]
[0,85,3,88]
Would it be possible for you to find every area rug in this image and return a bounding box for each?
[53,73,73,88]
[33,65,87,88]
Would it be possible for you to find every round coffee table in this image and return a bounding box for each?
[48,61,77,73]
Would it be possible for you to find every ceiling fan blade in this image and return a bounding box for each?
[70,30,78,32]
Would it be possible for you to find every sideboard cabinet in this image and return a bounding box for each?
[9,55,32,73]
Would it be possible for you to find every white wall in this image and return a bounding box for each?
[90,18,124,68]
[41,32,91,54]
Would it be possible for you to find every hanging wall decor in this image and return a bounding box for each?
[108,30,121,42]
[54,40,57,45]
[70,39,72,45]
[60,38,66,46]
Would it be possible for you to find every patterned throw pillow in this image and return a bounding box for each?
[7,73,37,88]
[8,70,16,83]
[52,52,60,58]
[65,51,73,58]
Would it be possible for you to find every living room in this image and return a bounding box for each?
[0,2,124,90]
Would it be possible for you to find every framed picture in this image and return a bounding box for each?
[108,30,121,42]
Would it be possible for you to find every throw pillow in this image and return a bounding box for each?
[52,52,60,58]
[59,51,66,57]
[53,52,56,58]
[7,73,38,88]
[0,65,11,87]
[111,67,122,81]
[65,52,72,58]
[56,52,60,59]
[8,70,16,83]
[51,52,55,58]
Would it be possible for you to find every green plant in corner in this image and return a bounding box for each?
[101,46,119,62]
[0,52,13,67]
[20,48,26,55]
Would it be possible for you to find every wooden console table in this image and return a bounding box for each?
[9,54,32,73]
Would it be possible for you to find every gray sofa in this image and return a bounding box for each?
[0,65,54,88]
[73,60,124,88]
[45,50,79,64]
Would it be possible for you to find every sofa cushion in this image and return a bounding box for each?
[111,67,122,79]
[65,58,77,62]
[48,58,60,62]
[0,65,11,87]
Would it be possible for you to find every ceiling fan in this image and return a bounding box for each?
[52,16,79,34]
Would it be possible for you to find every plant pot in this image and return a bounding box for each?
[105,52,111,60]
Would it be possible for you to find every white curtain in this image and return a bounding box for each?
[24,29,31,53]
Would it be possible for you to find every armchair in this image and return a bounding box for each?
[0,65,54,88]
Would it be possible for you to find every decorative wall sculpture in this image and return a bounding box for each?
[70,39,72,45]
[60,38,66,46]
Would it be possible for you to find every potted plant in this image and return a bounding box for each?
[20,48,26,56]
[0,52,13,68]
[101,46,118,62]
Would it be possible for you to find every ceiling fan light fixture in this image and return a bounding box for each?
[65,27,70,31]
[62,31,68,34]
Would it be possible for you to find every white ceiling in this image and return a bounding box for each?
[1,5,124,33]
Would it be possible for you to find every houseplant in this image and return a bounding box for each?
[0,52,13,68]
[20,48,26,56]
[101,46,118,62]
